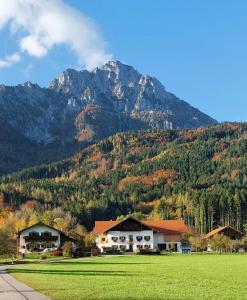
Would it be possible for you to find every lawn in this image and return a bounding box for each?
[0,252,67,264]
[8,254,247,300]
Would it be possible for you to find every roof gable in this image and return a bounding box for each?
[18,222,61,235]
[93,220,120,235]
[108,217,153,232]
[204,226,244,239]
[93,218,188,235]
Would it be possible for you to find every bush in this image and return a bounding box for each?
[73,248,92,258]
[40,253,47,260]
[0,230,16,257]
[62,241,73,257]
[51,249,63,256]
[189,236,207,252]
[210,234,232,252]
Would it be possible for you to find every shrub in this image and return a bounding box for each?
[0,230,16,257]
[40,253,47,260]
[209,234,232,252]
[62,241,73,257]
[51,249,63,256]
[189,236,207,252]
[73,248,92,258]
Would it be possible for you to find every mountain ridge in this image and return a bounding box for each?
[0,60,217,174]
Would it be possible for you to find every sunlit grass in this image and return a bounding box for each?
[9,254,247,300]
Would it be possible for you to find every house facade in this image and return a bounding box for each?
[93,217,188,253]
[18,222,75,253]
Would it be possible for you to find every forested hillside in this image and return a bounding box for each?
[1,123,247,233]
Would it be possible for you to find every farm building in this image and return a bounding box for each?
[18,222,75,253]
[93,217,188,253]
[204,226,244,240]
[204,226,245,251]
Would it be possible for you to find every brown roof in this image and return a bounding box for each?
[204,226,244,239]
[93,220,121,235]
[143,220,188,234]
[93,218,188,235]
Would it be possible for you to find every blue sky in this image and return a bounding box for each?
[0,0,246,122]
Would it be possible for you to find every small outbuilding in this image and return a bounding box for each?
[204,226,244,240]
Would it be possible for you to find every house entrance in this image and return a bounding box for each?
[129,235,133,252]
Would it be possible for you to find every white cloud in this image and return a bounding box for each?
[0,0,111,69]
[0,52,21,68]
[20,36,48,57]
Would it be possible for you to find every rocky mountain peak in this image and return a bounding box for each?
[21,81,40,89]
[0,60,217,174]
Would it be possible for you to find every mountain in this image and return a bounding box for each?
[0,61,217,174]
[1,123,247,232]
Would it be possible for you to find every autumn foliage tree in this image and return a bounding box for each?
[209,234,232,252]
[189,236,207,252]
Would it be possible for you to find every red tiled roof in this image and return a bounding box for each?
[93,220,121,235]
[204,226,244,239]
[143,220,188,234]
[93,218,188,235]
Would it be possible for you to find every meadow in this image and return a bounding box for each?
[0,252,66,264]
[7,254,247,300]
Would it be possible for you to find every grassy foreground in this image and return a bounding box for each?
[8,254,247,300]
[0,252,66,264]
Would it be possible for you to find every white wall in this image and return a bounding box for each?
[19,224,60,252]
[97,230,154,252]
[96,230,183,253]
[153,232,165,246]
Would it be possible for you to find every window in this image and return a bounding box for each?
[144,245,151,249]
[136,245,143,249]
[120,245,126,250]
[119,236,126,242]
[101,237,106,242]
[111,236,118,242]
[144,236,150,241]
[29,231,39,237]
[41,231,52,237]
[136,236,143,242]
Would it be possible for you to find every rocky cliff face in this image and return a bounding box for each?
[0,61,217,174]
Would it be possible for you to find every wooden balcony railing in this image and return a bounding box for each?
[23,236,58,242]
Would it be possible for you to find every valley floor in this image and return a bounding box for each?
[8,254,247,300]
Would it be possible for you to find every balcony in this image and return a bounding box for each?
[23,236,58,242]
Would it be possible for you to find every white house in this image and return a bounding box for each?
[18,222,75,253]
[93,217,188,253]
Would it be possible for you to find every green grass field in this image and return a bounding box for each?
[0,252,66,264]
[8,254,247,300]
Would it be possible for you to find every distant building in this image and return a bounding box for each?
[204,226,244,251]
[93,217,188,253]
[18,222,75,253]
[204,226,244,240]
